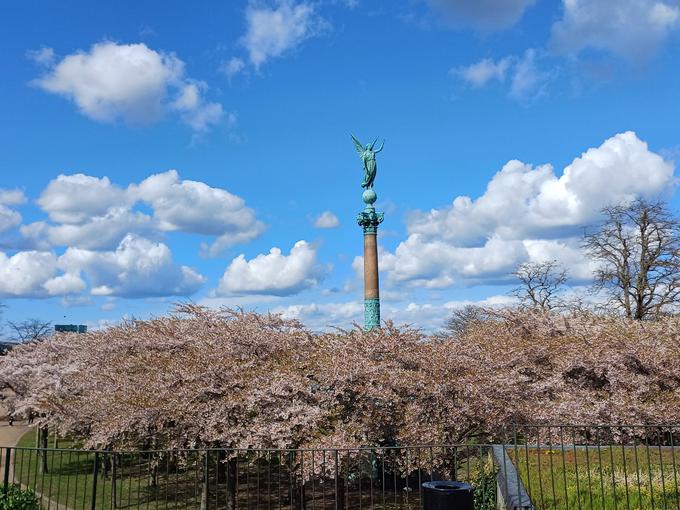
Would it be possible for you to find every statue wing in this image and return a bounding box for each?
[351,134,364,156]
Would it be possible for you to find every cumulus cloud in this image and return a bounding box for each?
[60,234,205,298]
[171,82,224,132]
[550,0,680,62]
[33,41,224,131]
[0,251,60,297]
[24,170,264,255]
[385,131,675,288]
[131,170,265,257]
[241,0,329,68]
[0,189,26,234]
[38,174,128,224]
[217,240,328,296]
[314,211,340,228]
[426,0,536,29]
[0,234,204,299]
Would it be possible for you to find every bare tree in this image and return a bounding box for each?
[583,199,680,320]
[511,260,568,311]
[443,305,489,337]
[7,318,52,342]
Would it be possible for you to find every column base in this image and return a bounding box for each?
[364,298,381,331]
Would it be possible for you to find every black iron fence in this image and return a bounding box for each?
[3,425,680,510]
[0,444,496,510]
[509,424,680,509]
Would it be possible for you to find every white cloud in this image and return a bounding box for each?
[0,251,59,297]
[38,174,128,224]
[386,131,675,288]
[131,170,265,256]
[0,251,55,297]
[456,57,512,87]
[60,234,205,298]
[217,240,328,296]
[274,294,516,332]
[426,0,536,29]
[509,49,551,99]
[0,189,26,234]
[26,47,55,67]
[242,1,329,68]
[457,49,551,100]
[34,41,223,131]
[25,170,264,254]
[550,0,680,62]
[43,273,87,296]
[0,234,204,299]
[275,300,363,329]
[171,83,224,132]
[22,209,153,251]
[314,211,340,228]
[221,57,246,80]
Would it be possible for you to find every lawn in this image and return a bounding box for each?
[13,429,206,510]
[10,432,497,510]
[510,444,680,510]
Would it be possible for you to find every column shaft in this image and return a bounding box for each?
[363,233,379,299]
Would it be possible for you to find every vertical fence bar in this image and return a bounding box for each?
[620,428,631,510]
[670,428,680,510]
[559,426,570,510]
[3,447,10,491]
[658,427,669,510]
[91,452,100,510]
[571,427,582,510]
[633,432,643,508]
[646,428,656,510]
[583,427,594,510]
[513,425,522,508]
[596,427,606,506]
[536,427,546,510]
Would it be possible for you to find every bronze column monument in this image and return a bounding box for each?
[352,135,384,330]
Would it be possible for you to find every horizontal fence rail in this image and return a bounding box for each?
[3,425,680,510]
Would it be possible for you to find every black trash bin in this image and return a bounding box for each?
[421,481,474,510]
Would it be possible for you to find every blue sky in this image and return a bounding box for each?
[1,0,679,332]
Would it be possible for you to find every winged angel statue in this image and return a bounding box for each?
[352,135,384,189]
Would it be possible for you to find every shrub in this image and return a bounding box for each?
[0,484,40,510]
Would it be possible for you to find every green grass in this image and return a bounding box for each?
[10,433,499,510]
[13,429,206,510]
[510,444,680,510]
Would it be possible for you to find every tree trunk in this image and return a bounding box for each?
[148,454,158,488]
[215,452,237,510]
[200,452,210,510]
[39,426,48,474]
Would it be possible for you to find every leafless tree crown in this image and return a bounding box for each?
[583,199,680,320]
[511,260,568,311]
[7,318,52,343]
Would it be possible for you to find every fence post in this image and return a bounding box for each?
[91,452,99,510]
[3,448,10,492]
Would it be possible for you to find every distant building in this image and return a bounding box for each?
[54,324,87,333]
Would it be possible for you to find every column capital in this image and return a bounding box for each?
[357,206,384,234]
